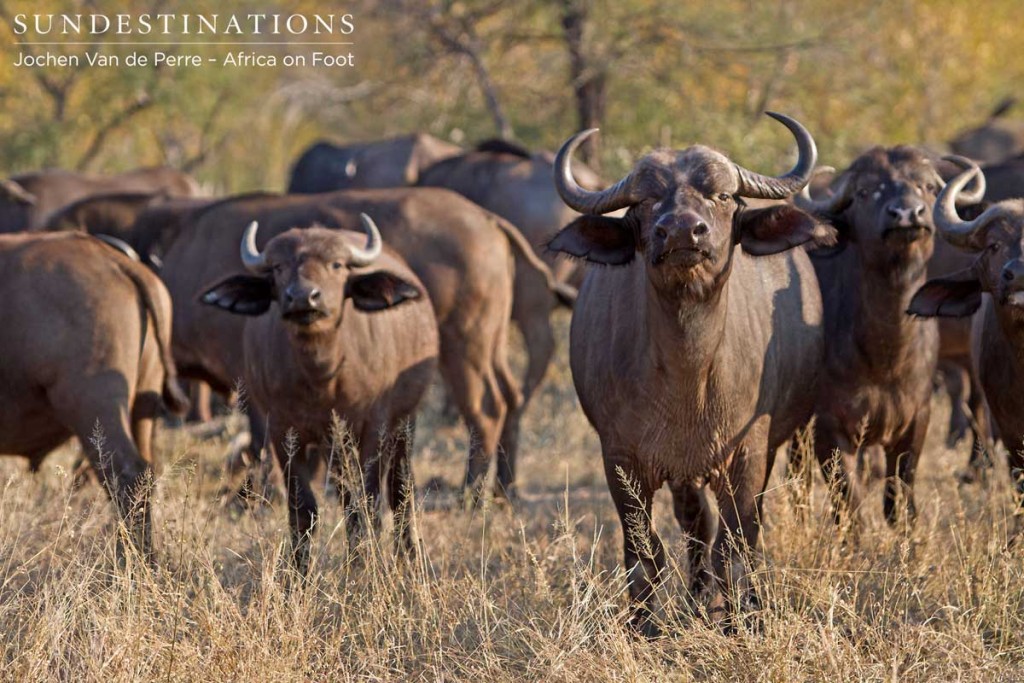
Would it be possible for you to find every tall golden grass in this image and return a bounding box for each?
[0,312,1021,681]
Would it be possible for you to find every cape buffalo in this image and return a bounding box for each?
[549,113,832,635]
[287,133,462,193]
[160,188,531,504]
[201,216,437,572]
[0,167,199,233]
[949,98,1024,164]
[0,232,188,561]
[795,146,984,524]
[417,139,603,285]
[910,161,1024,539]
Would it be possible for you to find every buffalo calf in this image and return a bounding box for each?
[201,216,438,573]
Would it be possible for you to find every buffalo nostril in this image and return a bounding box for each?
[886,206,900,216]
[309,289,322,302]
[655,227,668,240]
[1003,268,1017,283]
[692,222,709,237]
[914,204,925,216]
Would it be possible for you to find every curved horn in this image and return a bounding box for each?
[240,221,268,272]
[554,129,641,215]
[734,112,818,199]
[933,162,1013,252]
[794,169,854,216]
[348,213,383,267]
[940,154,986,205]
[95,234,141,262]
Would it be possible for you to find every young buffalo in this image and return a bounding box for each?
[910,160,1024,538]
[549,113,832,635]
[201,216,438,573]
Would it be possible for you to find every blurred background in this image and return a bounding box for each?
[0,0,1021,191]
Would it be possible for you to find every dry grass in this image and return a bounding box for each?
[1,311,1023,682]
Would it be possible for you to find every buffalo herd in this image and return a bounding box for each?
[1,103,1023,636]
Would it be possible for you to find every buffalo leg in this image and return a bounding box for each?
[814,426,865,525]
[1003,436,1024,544]
[708,443,768,628]
[186,380,213,423]
[495,304,555,500]
[883,410,929,526]
[670,482,716,599]
[439,337,507,507]
[494,356,524,502]
[387,418,418,556]
[965,370,995,481]
[231,404,278,506]
[604,451,665,638]
[938,361,970,449]
[276,432,319,575]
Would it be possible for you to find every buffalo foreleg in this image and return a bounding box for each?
[883,409,929,526]
[604,451,665,639]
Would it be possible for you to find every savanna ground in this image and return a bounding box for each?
[1,312,1022,682]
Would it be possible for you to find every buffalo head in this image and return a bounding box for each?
[909,160,1024,319]
[200,214,423,329]
[796,147,986,277]
[549,112,832,300]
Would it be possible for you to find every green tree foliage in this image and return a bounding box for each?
[0,0,1021,190]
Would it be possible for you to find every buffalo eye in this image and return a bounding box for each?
[856,188,869,199]
[925,183,937,194]
[332,261,343,270]
[717,192,731,202]
[272,264,284,274]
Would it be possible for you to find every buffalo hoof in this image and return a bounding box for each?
[627,612,664,640]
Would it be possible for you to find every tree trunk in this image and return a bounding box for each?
[561,0,606,172]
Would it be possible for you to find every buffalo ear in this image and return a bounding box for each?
[546,215,636,266]
[736,205,836,256]
[908,269,983,318]
[199,274,274,316]
[347,271,423,311]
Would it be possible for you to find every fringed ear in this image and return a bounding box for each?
[736,205,837,256]
[908,269,983,318]
[546,215,636,266]
[346,271,423,311]
[199,275,274,316]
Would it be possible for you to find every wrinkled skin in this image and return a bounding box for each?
[0,167,199,233]
[0,232,188,562]
[202,227,438,573]
[796,147,942,525]
[161,188,521,504]
[550,125,831,636]
[910,179,1024,537]
[288,134,462,193]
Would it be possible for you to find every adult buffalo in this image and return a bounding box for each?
[287,134,462,193]
[795,146,984,524]
[417,139,603,285]
[160,188,546,503]
[0,232,188,560]
[949,98,1024,165]
[201,217,438,573]
[0,167,199,233]
[549,113,831,635]
[910,160,1024,538]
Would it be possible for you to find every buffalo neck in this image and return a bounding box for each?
[644,264,731,386]
[283,322,346,386]
[994,303,1024,368]
[851,248,929,374]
